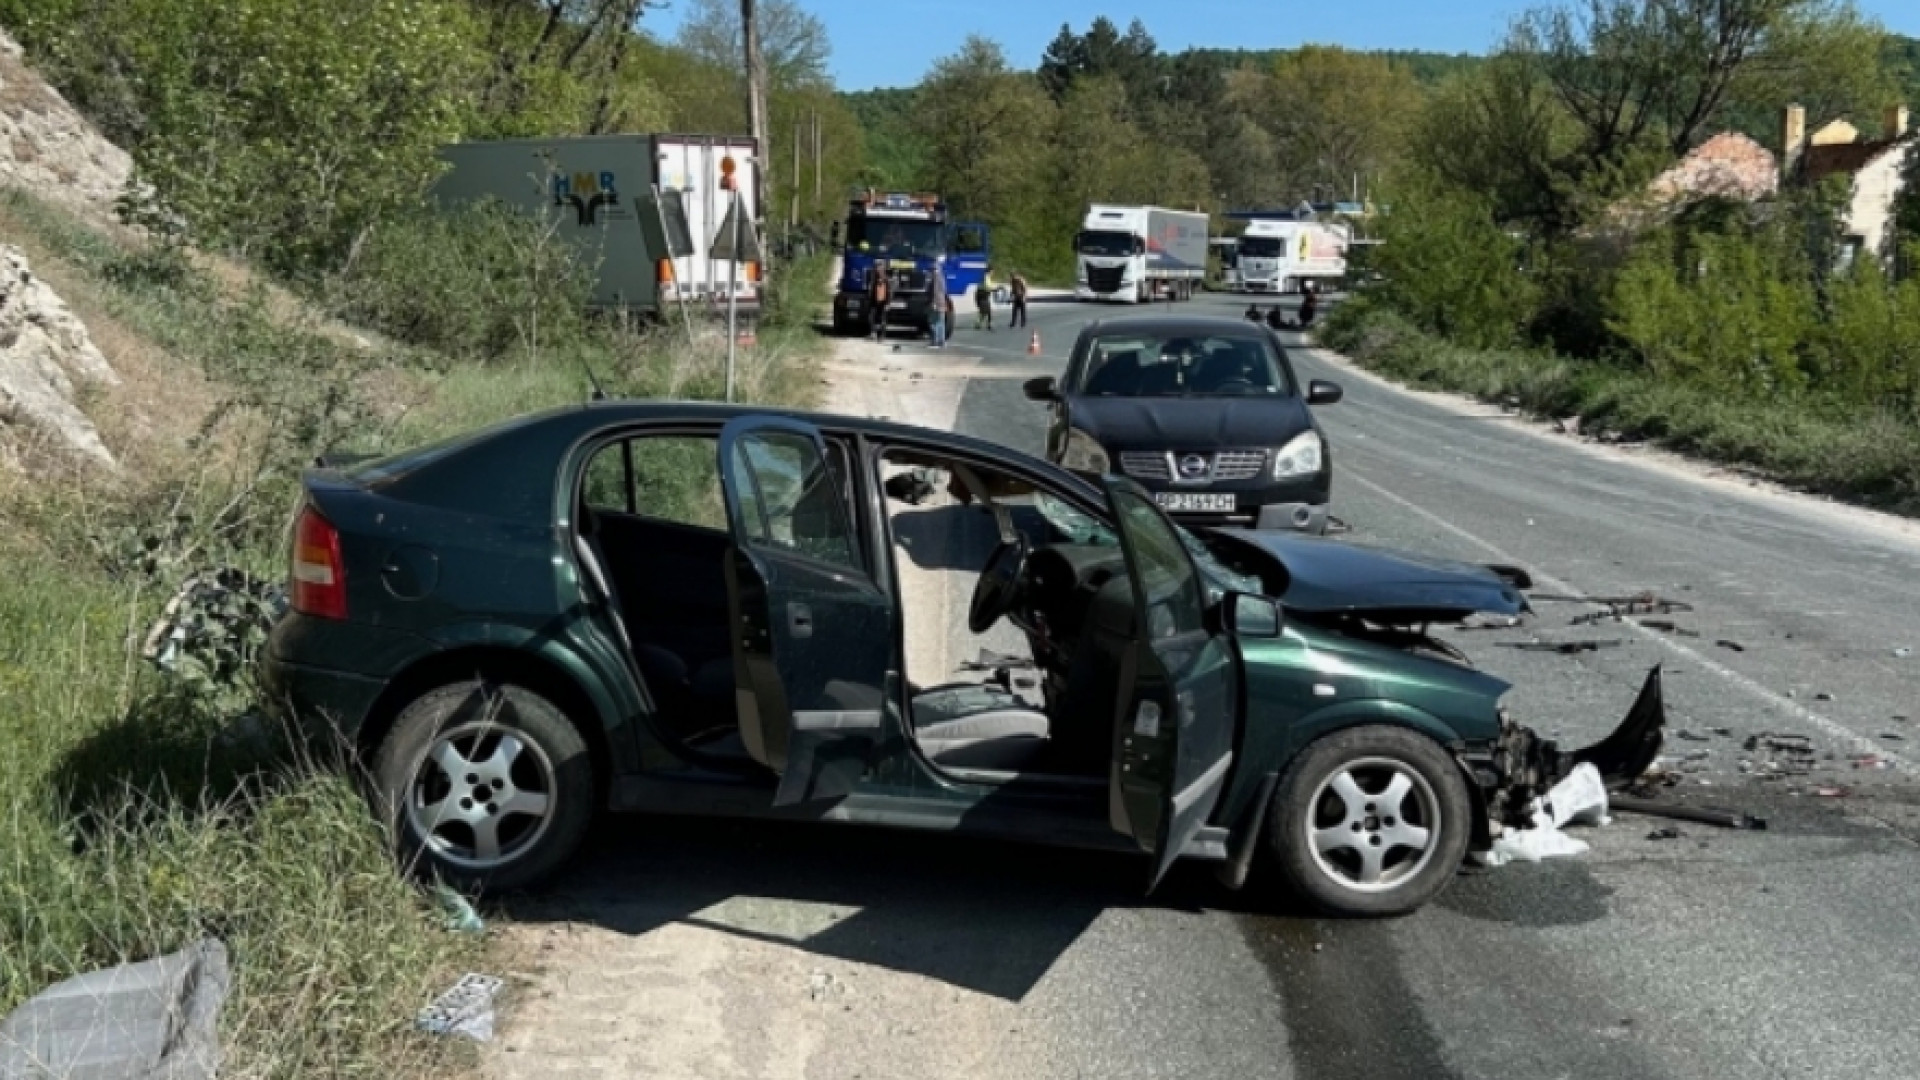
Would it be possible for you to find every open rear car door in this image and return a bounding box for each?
[717,416,894,806]
[1102,478,1241,887]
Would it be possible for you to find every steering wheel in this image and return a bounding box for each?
[969,540,1029,633]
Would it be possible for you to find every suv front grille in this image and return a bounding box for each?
[1212,450,1267,480]
[1119,452,1171,480]
[1118,450,1268,483]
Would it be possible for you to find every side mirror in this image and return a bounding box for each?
[1307,379,1344,405]
[1023,376,1059,402]
[1224,592,1283,639]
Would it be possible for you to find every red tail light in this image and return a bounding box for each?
[290,506,347,620]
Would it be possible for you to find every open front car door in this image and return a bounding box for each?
[1102,477,1241,887]
[717,416,894,806]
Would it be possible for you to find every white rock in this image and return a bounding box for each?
[0,244,118,466]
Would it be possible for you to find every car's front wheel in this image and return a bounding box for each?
[372,681,595,893]
[1266,725,1471,916]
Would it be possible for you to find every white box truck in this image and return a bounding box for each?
[432,134,761,314]
[1234,219,1347,294]
[1074,204,1209,303]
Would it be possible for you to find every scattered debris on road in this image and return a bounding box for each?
[1541,592,1693,620]
[1646,827,1683,841]
[1455,614,1525,631]
[1715,639,1746,652]
[1814,691,1834,701]
[418,973,503,1042]
[1638,619,1701,637]
[432,885,486,934]
[1476,764,1612,868]
[1895,647,1912,659]
[1612,795,1767,831]
[1500,639,1623,654]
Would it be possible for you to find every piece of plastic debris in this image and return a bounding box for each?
[808,971,835,1001]
[1500,639,1623,654]
[1895,648,1912,659]
[432,885,485,934]
[1611,795,1766,830]
[418,974,502,1041]
[1715,639,1746,652]
[1815,692,1834,702]
[1675,729,1711,741]
[1476,764,1610,867]
[0,939,229,1080]
[1850,755,1892,771]
[1681,748,1712,761]
[1646,827,1683,841]
[1815,786,1850,797]
[1882,732,1907,742]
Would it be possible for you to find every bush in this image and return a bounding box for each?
[1371,174,1539,349]
[326,202,597,362]
[1325,301,1920,512]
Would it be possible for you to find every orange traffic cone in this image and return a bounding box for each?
[1027,331,1041,355]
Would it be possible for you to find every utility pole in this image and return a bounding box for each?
[741,0,769,266]
[812,110,822,210]
[791,121,801,229]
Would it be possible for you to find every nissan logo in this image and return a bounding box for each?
[1178,454,1210,478]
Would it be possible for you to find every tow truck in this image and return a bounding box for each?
[833,192,991,337]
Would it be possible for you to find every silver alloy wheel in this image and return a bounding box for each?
[1304,756,1440,894]
[407,720,557,871]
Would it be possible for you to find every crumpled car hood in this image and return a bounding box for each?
[1209,528,1529,620]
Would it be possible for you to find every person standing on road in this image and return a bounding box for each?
[1009,271,1029,328]
[928,257,949,348]
[1299,282,1319,329]
[975,264,996,331]
[865,249,890,341]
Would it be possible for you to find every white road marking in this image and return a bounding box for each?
[1343,469,1912,772]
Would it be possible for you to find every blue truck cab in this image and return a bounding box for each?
[833,191,990,337]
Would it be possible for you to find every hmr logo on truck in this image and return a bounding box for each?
[553,171,619,226]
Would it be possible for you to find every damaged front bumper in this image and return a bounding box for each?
[1461,665,1668,836]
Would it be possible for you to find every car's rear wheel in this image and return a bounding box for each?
[1266,725,1470,916]
[372,681,594,893]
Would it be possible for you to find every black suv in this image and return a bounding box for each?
[1025,315,1342,531]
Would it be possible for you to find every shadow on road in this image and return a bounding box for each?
[497,814,1266,1001]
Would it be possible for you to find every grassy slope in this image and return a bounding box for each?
[1319,298,1920,515]
[0,194,830,1076]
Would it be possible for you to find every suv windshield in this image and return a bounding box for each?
[1071,332,1296,398]
[849,218,944,258]
[1237,236,1283,258]
[1077,230,1138,256]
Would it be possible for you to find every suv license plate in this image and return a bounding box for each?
[1155,493,1235,512]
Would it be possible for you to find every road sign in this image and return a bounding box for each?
[710,197,762,262]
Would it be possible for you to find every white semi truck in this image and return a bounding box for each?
[432,133,762,314]
[1235,219,1348,294]
[1074,204,1209,303]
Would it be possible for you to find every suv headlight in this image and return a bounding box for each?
[1273,430,1323,479]
[1061,428,1111,474]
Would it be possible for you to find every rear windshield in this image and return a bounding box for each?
[1071,332,1296,398]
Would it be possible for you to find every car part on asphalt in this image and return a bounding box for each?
[1499,639,1624,654]
[1610,796,1768,831]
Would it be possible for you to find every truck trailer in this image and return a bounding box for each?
[1234,219,1347,294]
[432,134,761,315]
[1074,204,1208,303]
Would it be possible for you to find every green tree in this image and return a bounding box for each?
[1373,174,1540,348]
[673,0,831,88]
[913,38,1055,233]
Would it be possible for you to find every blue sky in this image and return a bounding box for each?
[644,0,1920,91]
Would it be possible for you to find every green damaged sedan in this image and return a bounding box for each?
[261,403,1664,915]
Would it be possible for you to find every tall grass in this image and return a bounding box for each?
[0,192,829,1074]
[1320,299,1920,513]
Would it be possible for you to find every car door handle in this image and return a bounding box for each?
[788,602,814,639]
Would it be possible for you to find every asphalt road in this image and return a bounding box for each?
[930,289,1920,1080]
[494,291,1920,1080]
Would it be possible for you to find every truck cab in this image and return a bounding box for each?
[833,192,990,337]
